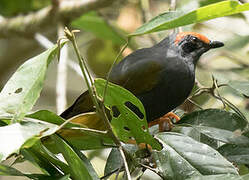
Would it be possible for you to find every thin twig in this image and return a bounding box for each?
[100,168,120,179]
[139,163,163,179]
[186,98,203,110]
[64,28,120,144]
[102,41,129,103]
[64,28,132,178]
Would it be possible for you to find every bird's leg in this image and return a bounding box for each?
[148,112,180,131]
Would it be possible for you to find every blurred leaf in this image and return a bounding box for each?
[72,11,126,45]
[153,132,238,180]
[0,44,62,121]
[228,81,249,97]
[218,144,249,165]
[27,110,79,128]
[225,35,249,50]
[104,148,123,177]
[130,1,249,36]
[179,109,248,131]
[86,39,122,78]
[94,78,162,150]
[51,134,99,180]
[0,120,58,162]
[0,0,50,16]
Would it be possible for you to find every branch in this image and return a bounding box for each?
[0,0,115,38]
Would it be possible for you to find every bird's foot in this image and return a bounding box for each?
[148,112,180,131]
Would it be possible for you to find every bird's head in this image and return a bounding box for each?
[174,32,224,63]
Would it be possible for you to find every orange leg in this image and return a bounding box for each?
[148,112,180,131]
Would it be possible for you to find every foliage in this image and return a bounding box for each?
[1,1,249,180]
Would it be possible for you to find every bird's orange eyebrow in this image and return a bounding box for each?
[175,32,210,45]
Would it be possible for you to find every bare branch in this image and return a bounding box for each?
[0,0,115,38]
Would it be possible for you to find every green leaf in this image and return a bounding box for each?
[94,78,162,150]
[193,126,249,146]
[104,148,123,177]
[72,11,126,45]
[27,110,80,128]
[218,144,249,165]
[153,132,238,179]
[21,148,62,176]
[32,142,70,174]
[43,112,114,152]
[0,120,58,162]
[228,81,249,97]
[179,109,248,131]
[130,1,249,36]
[176,125,249,146]
[51,134,98,180]
[0,44,62,121]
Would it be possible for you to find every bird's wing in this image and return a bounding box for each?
[60,91,94,119]
[110,50,164,95]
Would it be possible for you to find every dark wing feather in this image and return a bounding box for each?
[109,47,164,95]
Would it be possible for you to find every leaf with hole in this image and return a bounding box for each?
[94,78,162,150]
[130,1,249,36]
[0,43,65,121]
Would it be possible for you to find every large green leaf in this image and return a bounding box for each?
[130,1,249,36]
[179,109,248,131]
[153,132,238,180]
[51,134,98,180]
[0,44,62,121]
[0,120,58,162]
[72,11,125,45]
[94,78,162,150]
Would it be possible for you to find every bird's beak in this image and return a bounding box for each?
[209,41,224,49]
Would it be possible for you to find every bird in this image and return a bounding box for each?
[61,32,224,130]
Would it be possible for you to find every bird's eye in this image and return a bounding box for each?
[182,36,201,53]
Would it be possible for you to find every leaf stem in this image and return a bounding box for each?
[64,28,132,179]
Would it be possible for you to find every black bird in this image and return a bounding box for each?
[61,32,224,128]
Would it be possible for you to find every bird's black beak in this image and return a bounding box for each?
[209,41,224,49]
